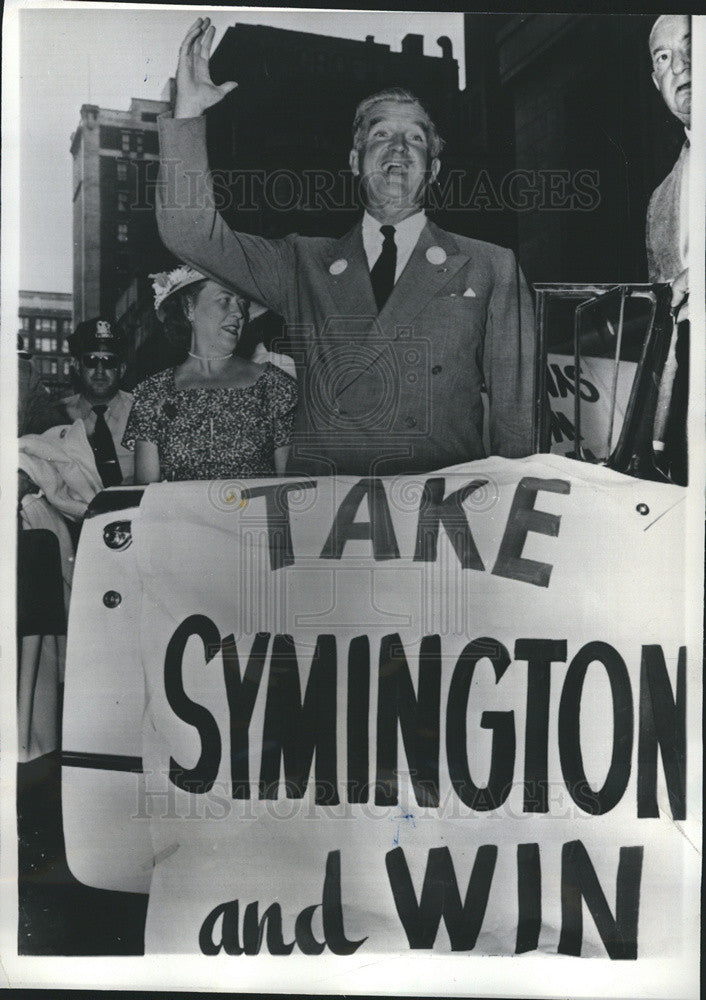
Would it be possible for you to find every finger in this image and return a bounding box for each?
[197,22,216,60]
[218,81,238,98]
[179,17,204,55]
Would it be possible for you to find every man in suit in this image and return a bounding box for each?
[646,14,690,485]
[157,17,537,476]
[62,318,134,485]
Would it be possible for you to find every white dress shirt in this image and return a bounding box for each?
[62,389,135,485]
[362,210,427,283]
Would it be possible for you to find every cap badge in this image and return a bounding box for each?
[95,320,112,339]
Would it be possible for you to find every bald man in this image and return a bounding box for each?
[646,14,691,299]
[646,14,691,486]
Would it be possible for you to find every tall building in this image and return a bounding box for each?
[463,14,682,284]
[118,24,500,384]
[206,24,490,242]
[70,97,175,327]
[18,290,73,398]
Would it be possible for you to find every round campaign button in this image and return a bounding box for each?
[329,259,348,275]
[426,246,447,265]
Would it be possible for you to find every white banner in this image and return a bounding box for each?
[92,455,699,966]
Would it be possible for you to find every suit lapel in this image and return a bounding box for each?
[329,219,471,399]
[376,221,469,339]
[324,223,378,319]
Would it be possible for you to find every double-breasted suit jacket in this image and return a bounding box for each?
[157,116,537,476]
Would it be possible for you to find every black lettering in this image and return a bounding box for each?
[558,840,643,959]
[221,632,270,799]
[446,638,514,810]
[516,843,541,953]
[550,409,577,445]
[386,845,497,950]
[164,615,222,794]
[242,901,295,955]
[294,905,326,954]
[199,899,243,956]
[321,478,400,560]
[241,480,317,570]
[515,639,567,812]
[347,636,370,803]
[322,850,367,954]
[564,364,600,403]
[492,477,571,588]
[638,645,686,819]
[549,362,574,398]
[376,633,441,807]
[259,634,339,804]
[559,642,633,814]
[412,477,486,570]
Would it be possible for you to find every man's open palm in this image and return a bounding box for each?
[175,17,237,118]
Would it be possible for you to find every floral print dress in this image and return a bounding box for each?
[122,363,297,480]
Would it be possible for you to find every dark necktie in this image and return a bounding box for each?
[369,225,397,312]
[91,405,122,487]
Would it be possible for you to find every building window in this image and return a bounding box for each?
[118,190,129,213]
[117,161,128,182]
[50,360,58,375]
[50,319,57,333]
[64,360,72,376]
[117,222,129,243]
[63,319,72,334]
[39,336,52,352]
[141,112,158,123]
[62,338,70,352]
[21,316,29,330]
[39,318,51,332]
[135,134,144,155]
[121,131,131,152]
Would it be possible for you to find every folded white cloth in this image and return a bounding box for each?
[19,421,103,520]
[252,344,297,381]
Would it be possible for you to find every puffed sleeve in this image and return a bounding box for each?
[268,367,298,449]
[122,375,164,451]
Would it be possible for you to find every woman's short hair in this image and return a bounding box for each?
[159,279,208,354]
[352,88,445,159]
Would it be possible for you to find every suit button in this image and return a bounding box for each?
[431,365,442,375]
[404,416,417,428]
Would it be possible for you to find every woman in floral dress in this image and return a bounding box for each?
[123,266,297,482]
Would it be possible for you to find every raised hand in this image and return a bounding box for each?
[174,17,237,119]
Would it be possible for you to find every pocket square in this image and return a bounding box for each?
[463,287,476,298]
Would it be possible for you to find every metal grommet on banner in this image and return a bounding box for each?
[103,590,122,608]
[636,503,650,516]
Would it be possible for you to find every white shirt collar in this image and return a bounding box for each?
[361,210,428,280]
[362,209,426,245]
